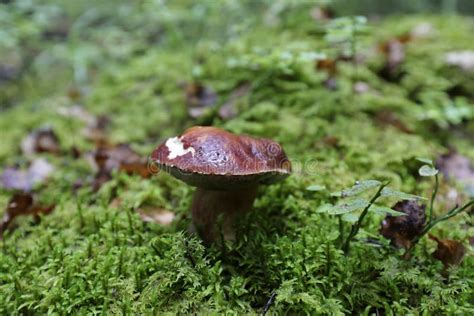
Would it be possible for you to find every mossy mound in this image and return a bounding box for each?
[0,2,473,314]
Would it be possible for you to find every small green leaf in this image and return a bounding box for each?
[330,180,381,198]
[416,157,433,165]
[369,204,406,216]
[306,185,326,192]
[326,230,340,241]
[341,213,359,223]
[316,203,333,213]
[380,187,425,201]
[419,165,439,177]
[329,198,369,215]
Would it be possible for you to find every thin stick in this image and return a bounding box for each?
[342,182,389,254]
[262,292,277,315]
[406,200,474,255]
[427,174,439,223]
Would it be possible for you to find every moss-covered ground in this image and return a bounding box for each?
[1,2,473,314]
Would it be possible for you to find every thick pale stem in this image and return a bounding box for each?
[191,186,258,244]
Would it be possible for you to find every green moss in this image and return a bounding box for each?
[0,3,473,314]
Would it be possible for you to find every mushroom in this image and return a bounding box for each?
[151,126,291,244]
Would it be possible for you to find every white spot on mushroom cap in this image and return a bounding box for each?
[165,137,195,159]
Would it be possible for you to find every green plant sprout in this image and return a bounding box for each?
[324,16,368,61]
[311,180,422,254]
[404,158,474,254]
[309,158,474,257]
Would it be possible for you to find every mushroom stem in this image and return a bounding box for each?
[191,185,258,244]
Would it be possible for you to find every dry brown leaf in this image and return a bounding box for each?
[1,192,55,237]
[374,109,412,134]
[88,143,152,191]
[67,87,83,102]
[82,115,111,145]
[109,197,123,209]
[21,127,60,156]
[310,6,334,21]
[320,136,340,148]
[380,39,405,67]
[380,200,426,249]
[429,234,466,268]
[136,207,175,225]
[316,58,338,76]
[1,158,54,191]
[185,82,217,118]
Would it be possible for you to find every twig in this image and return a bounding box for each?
[262,292,277,315]
[406,200,473,255]
[338,215,344,247]
[342,182,389,254]
[421,200,473,237]
[427,173,439,223]
[183,237,196,268]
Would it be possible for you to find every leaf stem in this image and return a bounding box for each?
[342,182,389,254]
[427,173,439,224]
[422,200,473,238]
[338,215,344,247]
[407,199,473,254]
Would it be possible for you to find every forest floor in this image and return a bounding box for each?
[1,2,474,314]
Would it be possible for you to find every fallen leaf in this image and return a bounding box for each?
[136,207,175,225]
[429,234,466,268]
[445,51,474,72]
[380,39,405,68]
[185,82,217,118]
[82,114,111,145]
[88,143,151,191]
[380,200,426,249]
[57,105,95,125]
[218,83,251,120]
[378,38,406,81]
[316,58,338,76]
[0,192,55,237]
[436,151,474,197]
[1,158,54,191]
[310,6,334,21]
[67,87,83,102]
[109,197,123,209]
[70,146,82,159]
[374,110,412,133]
[320,136,340,148]
[21,127,60,156]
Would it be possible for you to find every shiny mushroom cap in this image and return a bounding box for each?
[151,126,291,190]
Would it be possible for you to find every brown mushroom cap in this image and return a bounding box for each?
[151,126,291,190]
